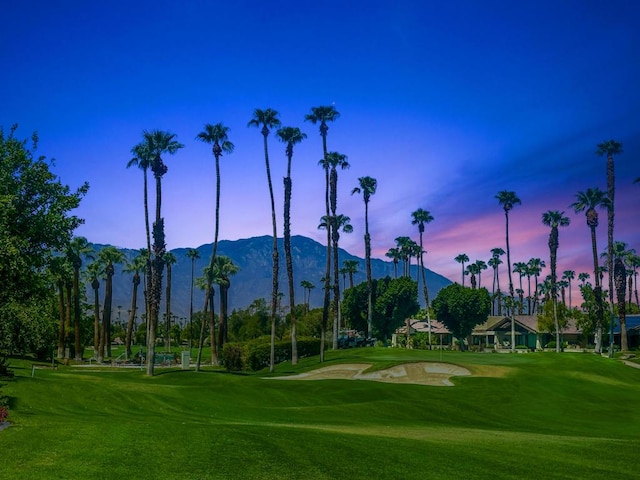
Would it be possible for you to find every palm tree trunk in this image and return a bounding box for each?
[125,274,139,358]
[91,279,100,360]
[73,268,82,361]
[505,211,515,352]
[261,129,279,373]
[57,281,65,359]
[165,263,172,351]
[606,154,615,356]
[284,174,298,364]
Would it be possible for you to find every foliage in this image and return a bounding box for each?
[374,276,420,341]
[537,300,572,334]
[342,277,419,340]
[241,336,322,371]
[432,284,491,350]
[0,126,88,355]
[221,343,245,371]
[0,405,8,423]
[575,283,609,336]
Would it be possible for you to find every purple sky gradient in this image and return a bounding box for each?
[2,0,639,300]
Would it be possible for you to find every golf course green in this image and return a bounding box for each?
[1,348,638,479]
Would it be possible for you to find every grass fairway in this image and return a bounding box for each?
[1,349,639,479]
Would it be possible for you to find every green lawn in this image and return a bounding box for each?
[1,349,639,479]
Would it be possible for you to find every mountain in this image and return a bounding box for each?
[88,235,452,323]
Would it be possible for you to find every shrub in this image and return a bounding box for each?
[221,343,245,372]
[0,405,8,423]
[515,345,529,350]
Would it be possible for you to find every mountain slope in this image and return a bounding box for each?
[89,235,452,322]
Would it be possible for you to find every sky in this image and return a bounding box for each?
[2,0,639,297]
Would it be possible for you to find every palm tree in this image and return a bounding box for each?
[196,123,234,350]
[212,255,239,350]
[466,263,480,289]
[352,176,377,339]
[571,186,608,352]
[86,261,102,359]
[561,270,575,309]
[163,252,177,351]
[490,248,505,315]
[475,260,488,289]
[578,272,591,286]
[602,241,636,351]
[454,254,469,286]
[195,264,216,370]
[138,129,183,375]
[123,251,145,358]
[528,257,546,314]
[596,139,623,356]
[248,108,281,372]
[97,246,126,359]
[342,259,359,289]
[627,253,640,308]
[325,152,350,348]
[127,142,153,257]
[542,210,571,352]
[276,126,306,365]
[394,236,412,277]
[513,262,527,314]
[496,190,521,351]
[186,248,200,353]
[386,247,401,278]
[319,213,353,344]
[50,256,72,359]
[300,280,315,312]
[410,208,434,345]
[305,105,340,362]
[65,236,93,360]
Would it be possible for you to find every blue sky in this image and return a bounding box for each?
[2,0,639,289]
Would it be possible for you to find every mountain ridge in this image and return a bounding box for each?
[87,235,452,322]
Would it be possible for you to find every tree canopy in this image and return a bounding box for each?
[0,126,88,354]
[432,284,491,350]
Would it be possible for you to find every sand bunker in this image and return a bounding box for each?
[272,362,471,386]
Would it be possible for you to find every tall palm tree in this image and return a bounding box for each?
[163,252,177,351]
[386,247,401,278]
[325,152,350,348]
[542,210,571,353]
[305,105,340,361]
[127,143,153,257]
[602,241,635,351]
[248,108,281,372]
[123,251,145,358]
[454,253,469,286]
[410,208,434,345]
[186,248,200,352]
[97,246,126,359]
[65,236,93,360]
[319,213,353,345]
[496,190,521,352]
[571,186,608,352]
[212,255,239,350]
[50,256,72,359]
[195,264,216,370]
[490,247,505,315]
[342,259,359,289]
[137,129,183,375]
[196,123,234,351]
[276,126,306,365]
[352,176,377,339]
[562,270,575,309]
[86,261,103,359]
[596,139,623,356]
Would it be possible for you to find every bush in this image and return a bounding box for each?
[221,337,324,372]
[221,343,245,372]
[515,345,529,350]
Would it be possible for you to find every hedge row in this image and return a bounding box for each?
[221,337,323,372]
